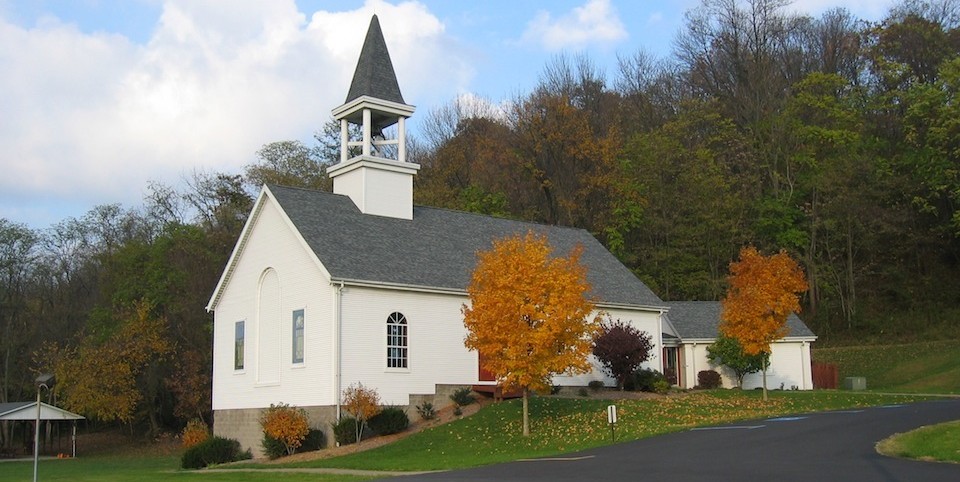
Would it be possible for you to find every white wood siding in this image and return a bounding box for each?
[553,308,664,387]
[332,163,414,219]
[339,286,477,405]
[681,340,814,390]
[212,197,336,410]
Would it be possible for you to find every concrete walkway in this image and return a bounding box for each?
[197,467,440,477]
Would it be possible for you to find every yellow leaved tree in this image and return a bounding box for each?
[463,231,598,436]
[720,246,808,400]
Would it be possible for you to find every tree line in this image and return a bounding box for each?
[1,0,958,440]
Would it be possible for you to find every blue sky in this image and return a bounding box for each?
[0,0,893,229]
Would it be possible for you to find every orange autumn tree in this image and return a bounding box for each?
[720,246,808,401]
[463,231,598,436]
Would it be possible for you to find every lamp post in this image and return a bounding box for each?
[33,373,54,482]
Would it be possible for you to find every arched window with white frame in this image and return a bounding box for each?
[386,312,408,369]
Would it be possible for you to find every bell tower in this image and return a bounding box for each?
[328,15,419,220]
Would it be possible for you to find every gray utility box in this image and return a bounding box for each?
[844,377,867,391]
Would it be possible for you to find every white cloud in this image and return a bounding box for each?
[521,0,627,51]
[0,0,471,226]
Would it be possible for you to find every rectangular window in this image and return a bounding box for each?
[234,321,245,370]
[292,309,305,364]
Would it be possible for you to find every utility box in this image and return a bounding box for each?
[844,377,867,391]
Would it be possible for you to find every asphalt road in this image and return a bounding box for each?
[391,398,960,481]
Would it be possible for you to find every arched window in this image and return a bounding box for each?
[386,312,408,369]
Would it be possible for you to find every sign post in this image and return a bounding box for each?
[607,404,618,442]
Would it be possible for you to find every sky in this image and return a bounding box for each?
[0,0,895,229]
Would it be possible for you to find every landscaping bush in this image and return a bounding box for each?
[368,406,409,435]
[301,428,326,451]
[332,417,361,445]
[261,434,286,460]
[577,387,589,397]
[633,368,667,392]
[698,370,722,389]
[341,383,381,443]
[259,403,309,456]
[181,436,248,469]
[263,427,325,458]
[588,380,605,391]
[416,402,436,420]
[450,387,475,407]
[180,418,209,449]
[653,379,671,394]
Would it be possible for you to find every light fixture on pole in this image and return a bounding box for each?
[33,373,55,482]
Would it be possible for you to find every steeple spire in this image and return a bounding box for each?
[345,15,405,105]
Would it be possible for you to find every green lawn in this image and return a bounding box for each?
[813,340,960,393]
[877,420,960,464]
[242,390,935,471]
[0,454,374,481]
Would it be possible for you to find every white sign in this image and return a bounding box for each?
[607,404,617,424]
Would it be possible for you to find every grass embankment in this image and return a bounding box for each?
[255,390,934,472]
[878,420,960,464]
[813,339,960,394]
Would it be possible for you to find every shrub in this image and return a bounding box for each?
[261,434,286,460]
[633,368,666,392]
[416,402,436,420]
[181,436,248,469]
[453,405,463,416]
[592,318,655,389]
[653,379,671,394]
[698,370,722,389]
[577,387,589,397]
[259,403,309,456]
[449,387,475,407]
[332,417,360,445]
[588,380,605,391]
[550,384,562,395]
[342,383,381,443]
[368,406,409,435]
[301,428,325,451]
[263,427,325,458]
[181,418,209,449]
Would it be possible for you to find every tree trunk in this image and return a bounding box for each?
[522,388,530,437]
[762,363,769,402]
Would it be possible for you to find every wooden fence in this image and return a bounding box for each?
[812,362,838,389]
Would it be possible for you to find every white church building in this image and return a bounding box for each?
[206,15,815,455]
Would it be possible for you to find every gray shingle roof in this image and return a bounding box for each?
[665,301,816,340]
[268,185,664,308]
[345,15,405,105]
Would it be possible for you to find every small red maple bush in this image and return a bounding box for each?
[592,318,654,390]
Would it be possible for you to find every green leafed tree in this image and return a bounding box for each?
[706,334,769,388]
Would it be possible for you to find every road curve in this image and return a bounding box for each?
[391,398,960,482]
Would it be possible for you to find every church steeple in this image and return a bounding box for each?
[345,15,405,106]
[329,15,419,220]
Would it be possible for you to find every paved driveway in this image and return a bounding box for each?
[392,398,960,481]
